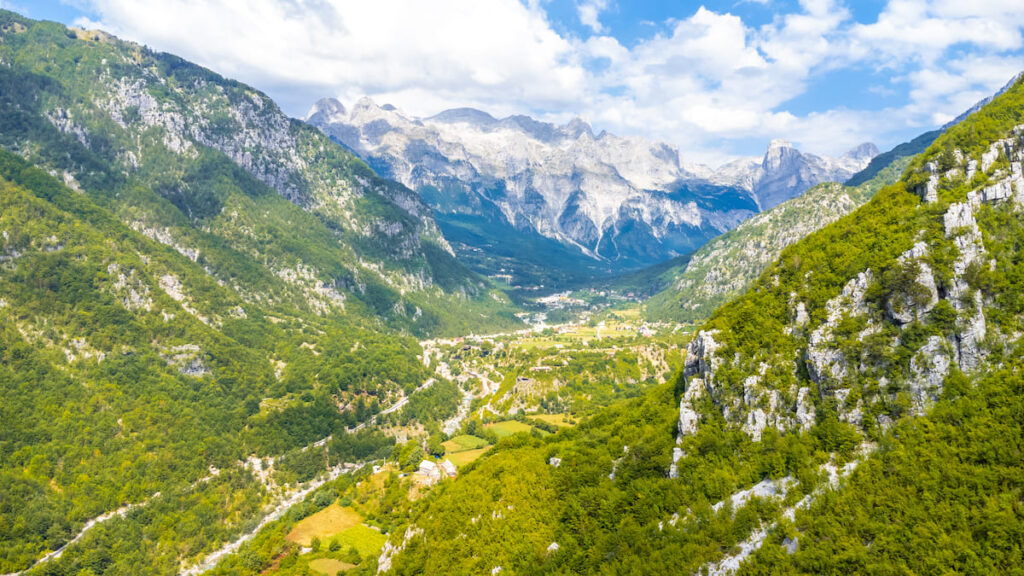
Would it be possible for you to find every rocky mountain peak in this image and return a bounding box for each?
[349,96,391,121]
[308,99,876,276]
[564,116,594,139]
[762,138,797,171]
[844,142,880,162]
[353,95,380,109]
[749,137,878,210]
[500,114,560,142]
[429,107,498,126]
[307,97,346,122]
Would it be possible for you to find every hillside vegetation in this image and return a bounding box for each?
[368,74,1024,575]
[643,131,938,324]
[0,10,519,574]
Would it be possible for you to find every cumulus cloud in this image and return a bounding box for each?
[840,1,1024,131]
[577,0,610,34]
[576,0,855,161]
[76,0,1024,165]
[81,0,587,116]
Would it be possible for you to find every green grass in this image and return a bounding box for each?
[286,504,362,546]
[530,414,576,428]
[446,447,490,468]
[308,558,355,575]
[329,523,387,559]
[485,421,534,438]
[442,435,489,452]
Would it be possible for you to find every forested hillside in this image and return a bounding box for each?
[369,74,1024,574]
[0,11,517,337]
[643,131,938,324]
[0,10,518,574]
[4,5,1024,576]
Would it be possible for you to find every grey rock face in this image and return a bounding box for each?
[795,387,816,431]
[684,330,722,382]
[908,335,951,415]
[307,98,874,269]
[678,393,702,437]
[806,270,874,385]
[668,447,684,479]
[742,384,783,442]
[670,121,1024,451]
[921,175,940,203]
[678,330,721,437]
[886,242,939,324]
[944,197,988,371]
[753,139,878,210]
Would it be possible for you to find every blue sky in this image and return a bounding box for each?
[12,0,1024,165]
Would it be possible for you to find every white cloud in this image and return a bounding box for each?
[839,1,1024,137]
[577,0,609,34]
[77,0,1024,165]
[82,0,588,116]
[849,0,1024,65]
[573,1,854,161]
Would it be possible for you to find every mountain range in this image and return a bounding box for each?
[308,97,876,284]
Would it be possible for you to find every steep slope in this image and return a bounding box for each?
[307,98,873,284]
[362,74,1024,575]
[0,12,518,337]
[642,133,930,324]
[644,181,868,322]
[0,151,412,574]
[737,363,1024,574]
[0,10,518,575]
[844,129,940,187]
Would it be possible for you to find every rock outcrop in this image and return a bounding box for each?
[675,123,1024,442]
[908,336,951,415]
[678,330,721,437]
[885,242,939,325]
[806,270,873,385]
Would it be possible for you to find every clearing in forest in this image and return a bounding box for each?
[442,435,489,452]
[308,557,355,575]
[287,504,362,546]
[485,420,534,438]
[446,447,490,467]
[531,413,576,427]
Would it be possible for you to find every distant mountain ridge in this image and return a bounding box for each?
[706,138,878,208]
[307,97,876,284]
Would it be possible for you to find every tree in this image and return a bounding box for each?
[427,434,445,458]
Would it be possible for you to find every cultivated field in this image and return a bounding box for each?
[446,447,490,467]
[308,558,355,575]
[332,524,387,558]
[442,435,489,452]
[485,420,534,438]
[286,504,362,546]
[531,413,576,427]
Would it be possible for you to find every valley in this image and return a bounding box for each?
[3,4,1024,576]
[185,306,693,576]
